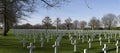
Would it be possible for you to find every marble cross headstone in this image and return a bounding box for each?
[34,35,38,43]
[69,36,73,44]
[99,37,102,46]
[104,34,107,39]
[115,40,119,53]
[22,38,26,48]
[78,35,81,40]
[102,44,107,53]
[47,35,50,42]
[27,43,35,53]
[72,40,77,52]
[88,38,92,48]
[40,37,44,47]
[108,36,110,43]
[52,41,59,53]
[84,49,87,53]
[69,35,73,40]
[82,36,85,43]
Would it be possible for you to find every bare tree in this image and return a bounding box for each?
[0,0,69,36]
[65,17,72,30]
[79,20,87,30]
[42,16,52,30]
[88,17,100,30]
[0,0,35,36]
[73,20,79,29]
[102,13,117,30]
[54,17,61,31]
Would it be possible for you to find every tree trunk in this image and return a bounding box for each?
[3,0,8,36]
[6,23,10,33]
[3,16,7,36]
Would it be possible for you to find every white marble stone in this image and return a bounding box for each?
[99,37,102,46]
[84,49,87,53]
[40,37,45,47]
[27,43,35,53]
[102,44,107,53]
[52,41,59,53]
[88,38,92,48]
[72,40,77,52]
[115,40,119,53]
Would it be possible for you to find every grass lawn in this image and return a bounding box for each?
[0,31,119,53]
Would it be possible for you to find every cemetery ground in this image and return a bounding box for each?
[0,30,120,53]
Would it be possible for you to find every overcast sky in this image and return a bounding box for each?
[19,0,120,25]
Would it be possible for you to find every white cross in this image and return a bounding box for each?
[115,40,119,53]
[88,38,92,48]
[78,35,81,40]
[52,41,59,53]
[104,34,107,39]
[27,43,35,53]
[33,35,37,43]
[22,38,26,48]
[84,49,87,53]
[40,38,44,47]
[47,36,50,42]
[69,36,73,40]
[108,36,110,43]
[102,44,107,53]
[99,37,102,46]
[72,40,77,52]
[82,36,84,43]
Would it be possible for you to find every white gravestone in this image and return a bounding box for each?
[99,37,102,46]
[84,49,87,53]
[108,36,110,43]
[86,35,89,39]
[91,35,94,41]
[69,36,73,44]
[47,35,50,42]
[82,36,85,43]
[52,41,59,53]
[102,44,107,53]
[33,35,38,43]
[69,35,73,40]
[27,43,35,53]
[72,40,77,52]
[78,35,81,40]
[88,38,92,48]
[22,38,26,48]
[40,38,44,47]
[104,34,107,39]
[115,40,119,53]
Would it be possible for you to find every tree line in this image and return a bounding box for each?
[14,13,120,30]
[0,0,68,36]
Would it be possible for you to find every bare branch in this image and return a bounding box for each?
[84,0,92,9]
[41,0,53,7]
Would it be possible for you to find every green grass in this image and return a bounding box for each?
[0,31,120,53]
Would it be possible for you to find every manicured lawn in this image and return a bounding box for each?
[0,31,119,53]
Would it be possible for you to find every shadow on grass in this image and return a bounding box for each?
[98,47,120,53]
